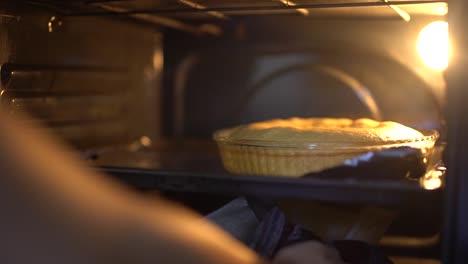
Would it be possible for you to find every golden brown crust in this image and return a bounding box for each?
[228,118,423,143]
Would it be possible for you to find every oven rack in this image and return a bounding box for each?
[91,140,443,207]
[21,0,447,35]
[103,167,442,207]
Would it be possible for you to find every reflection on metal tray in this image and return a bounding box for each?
[90,140,223,172]
[91,140,443,207]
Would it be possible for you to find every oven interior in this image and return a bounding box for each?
[0,1,456,263]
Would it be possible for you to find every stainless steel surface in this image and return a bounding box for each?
[382,0,412,21]
[173,54,199,137]
[92,2,222,36]
[17,0,447,34]
[276,0,310,16]
[314,65,383,121]
[58,0,446,15]
[0,13,162,149]
[178,0,229,20]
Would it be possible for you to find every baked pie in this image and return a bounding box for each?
[213,117,437,177]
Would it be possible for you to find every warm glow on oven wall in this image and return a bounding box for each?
[417,21,450,71]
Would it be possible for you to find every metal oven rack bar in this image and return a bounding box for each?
[89,141,443,208]
[22,0,447,35]
[102,166,442,207]
[43,0,445,15]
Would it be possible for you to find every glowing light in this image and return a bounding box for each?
[421,170,444,190]
[417,21,450,71]
[436,4,448,16]
[422,177,442,190]
[140,136,152,147]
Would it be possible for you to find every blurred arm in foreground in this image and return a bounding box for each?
[0,111,263,264]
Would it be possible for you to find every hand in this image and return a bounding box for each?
[273,241,347,264]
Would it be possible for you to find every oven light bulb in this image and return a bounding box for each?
[417,21,449,71]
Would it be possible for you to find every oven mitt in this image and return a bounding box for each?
[206,197,260,244]
[247,201,322,257]
[247,199,393,264]
[249,206,287,258]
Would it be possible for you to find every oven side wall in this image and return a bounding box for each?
[0,7,162,150]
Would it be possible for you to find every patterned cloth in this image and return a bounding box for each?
[207,197,393,263]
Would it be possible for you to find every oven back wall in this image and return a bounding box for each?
[163,16,445,138]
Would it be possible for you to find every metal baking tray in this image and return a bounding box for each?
[91,140,443,207]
